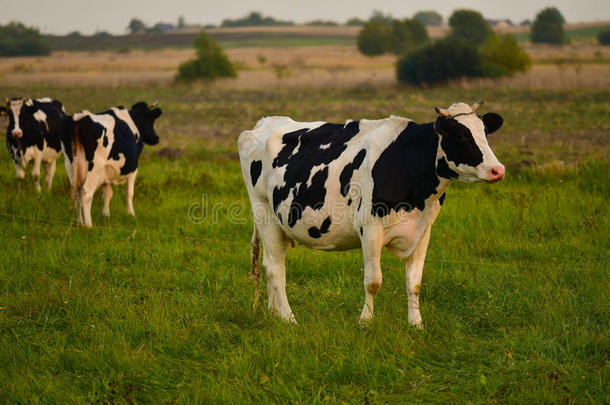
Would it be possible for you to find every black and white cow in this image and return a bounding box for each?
[238,101,505,326]
[0,97,68,191]
[71,102,162,227]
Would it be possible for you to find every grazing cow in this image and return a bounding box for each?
[71,102,161,227]
[0,97,68,191]
[238,101,505,326]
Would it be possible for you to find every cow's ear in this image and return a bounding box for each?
[482,113,503,135]
[150,108,162,119]
[435,116,457,136]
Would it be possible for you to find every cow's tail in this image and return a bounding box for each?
[70,125,87,209]
[249,223,262,309]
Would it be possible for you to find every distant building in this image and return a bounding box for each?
[486,19,515,28]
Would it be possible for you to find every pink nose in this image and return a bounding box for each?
[488,166,505,182]
[12,129,22,138]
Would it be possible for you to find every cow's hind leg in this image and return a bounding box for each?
[32,154,42,192]
[102,184,113,217]
[257,219,295,323]
[359,226,384,324]
[126,170,137,216]
[44,159,56,190]
[404,225,432,328]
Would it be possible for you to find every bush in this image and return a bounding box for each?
[358,19,428,56]
[357,21,392,56]
[176,32,236,81]
[389,19,429,54]
[396,37,482,85]
[414,11,443,26]
[0,22,50,57]
[597,27,610,45]
[480,34,531,77]
[449,9,492,46]
[531,7,566,45]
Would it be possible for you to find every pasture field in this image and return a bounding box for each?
[0,53,609,403]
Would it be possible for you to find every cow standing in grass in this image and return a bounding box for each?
[238,101,505,326]
[71,102,162,227]
[0,97,69,191]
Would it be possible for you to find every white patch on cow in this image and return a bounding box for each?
[319,143,331,149]
[111,107,139,139]
[36,97,52,103]
[306,163,326,187]
[24,98,33,106]
[33,109,49,131]
[9,99,24,135]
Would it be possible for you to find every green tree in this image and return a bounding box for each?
[0,22,50,57]
[357,21,392,56]
[177,16,186,29]
[598,27,610,45]
[449,9,492,46]
[358,18,428,56]
[480,34,531,76]
[346,17,365,26]
[389,19,429,54]
[176,31,236,81]
[414,11,443,26]
[369,10,393,24]
[531,7,566,44]
[127,18,146,34]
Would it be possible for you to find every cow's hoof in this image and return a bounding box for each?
[410,321,424,330]
[102,211,110,217]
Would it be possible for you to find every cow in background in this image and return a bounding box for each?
[238,100,505,326]
[71,101,162,227]
[0,97,69,191]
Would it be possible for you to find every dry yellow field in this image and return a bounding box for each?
[0,44,609,89]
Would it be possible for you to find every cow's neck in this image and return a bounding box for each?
[433,130,455,197]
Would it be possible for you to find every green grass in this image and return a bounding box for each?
[0,84,608,403]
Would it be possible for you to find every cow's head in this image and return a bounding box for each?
[4,97,37,139]
[434,100,505,183]
[130,101,162,145]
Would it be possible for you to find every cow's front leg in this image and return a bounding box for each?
[15,162,26,188]
[404,225,432,328]
[126,171,137,216]
[44,159,57,190]
[359,226,384,324]
[102,184,113,217]
[32,154,42,192]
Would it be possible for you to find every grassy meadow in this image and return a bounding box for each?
[0,44,609,403]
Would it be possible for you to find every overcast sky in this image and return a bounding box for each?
[2,0,609,35]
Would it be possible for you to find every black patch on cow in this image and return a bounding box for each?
[371,122,440,217]
[307,216,332,238]
[105,110,141,175]
[339,148,366,197]
[435,117,483,168]
[250,160,262,186]
[272,121,361,227]
[357,198,362,211]
[436,157,458,179]
[359,227,363,236]
[74,115,104,170]
[102,135,108,147]
[347,198,352,206]
[439,193,446,206]
[481,113,503,136]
